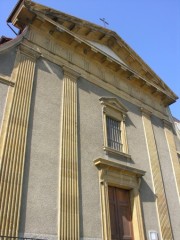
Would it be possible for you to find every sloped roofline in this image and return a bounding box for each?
[7,0,178,104]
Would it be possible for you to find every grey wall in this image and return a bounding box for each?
[152,116,180,239]
[78,78,104,239]
[124,103,160,237]
[20,58,63,238]
[17,63,180,239]
[78,77,160,239]
[0,47,16,77]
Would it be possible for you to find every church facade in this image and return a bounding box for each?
[0,1,180,240]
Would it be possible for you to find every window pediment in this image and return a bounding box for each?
[94,158,145,179]
[99,97,128,116]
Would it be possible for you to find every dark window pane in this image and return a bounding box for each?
[106,116,122,151]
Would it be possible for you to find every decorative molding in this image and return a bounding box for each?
[162,119,173,129]
[23,35,170,120]
[140,107,152,116]
[100,97,129,154]
[0,48,36,237]
[19,43,41,59]
[0,28,28,54]
[103,146,131,159]
[0,75,15,86]
[62,65,81,80]
[100,97,128,116]
[58,68,79,240]
[163,122,180,203]
[94,158,145,240]
[141,112,173,239]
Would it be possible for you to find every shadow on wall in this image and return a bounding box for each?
[140,178,156,203]
[38,57,63,79]
[0,47,16,77]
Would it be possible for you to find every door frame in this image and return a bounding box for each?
[94,158,146,240]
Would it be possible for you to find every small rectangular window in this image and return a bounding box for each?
[106,116,122,151]
[100,97,129,155]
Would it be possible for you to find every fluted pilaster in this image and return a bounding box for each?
[58,67,80,240]
[163,120,180,203]
[141,110,173,240]
[0,46,37,237]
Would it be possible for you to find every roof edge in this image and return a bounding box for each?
[7,0,24,23]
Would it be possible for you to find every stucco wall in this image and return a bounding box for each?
[17,61,179,239]
[19,58,63,238]
[0,47,16,77]
[124,103,160,237]
[78,77,160,239]
[152,116,180,239]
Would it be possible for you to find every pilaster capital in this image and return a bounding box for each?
[62,65,81,80]
[140,107,152,117]
[162,119,172,129]
[18,43,41,60]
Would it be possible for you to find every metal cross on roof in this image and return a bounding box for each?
[100,18,109,28]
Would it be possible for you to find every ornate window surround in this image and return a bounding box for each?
[94,158,146,240]
[99,97,130,157]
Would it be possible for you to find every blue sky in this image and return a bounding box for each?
[1,0,180,119]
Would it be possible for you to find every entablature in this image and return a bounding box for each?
[28,17,176,107]
[7,0,178,108]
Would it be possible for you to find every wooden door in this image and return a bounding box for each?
[108,186,134,240]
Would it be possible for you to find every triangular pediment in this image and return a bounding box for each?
[99,97,128,114]
[8,0,178,106]
[87,40,127,66]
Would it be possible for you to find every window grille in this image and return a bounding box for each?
[106,116,122,151]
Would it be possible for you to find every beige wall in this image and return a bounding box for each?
[0,83,8,134]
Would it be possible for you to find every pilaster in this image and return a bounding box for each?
[163,119,180,203]
[0,45,38,237]
[141,109,173,239]
[58,66,80,240]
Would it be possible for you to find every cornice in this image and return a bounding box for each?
[20,1,174,97]
[33,13,176,105]
[93,158,146,177]
[19,42,41,59]
[99,97,128,115]
[21,37,171,121]
[0,74,15,87]
[162,119,173,129]
[140,107,152,117]
[7,0,178,106]
[62,65,81,80]
[0,28,28,54]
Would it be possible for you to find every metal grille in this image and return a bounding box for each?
[106,116,122,151]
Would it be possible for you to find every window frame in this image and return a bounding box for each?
[94,158,146,240]
[99,97,129,156]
